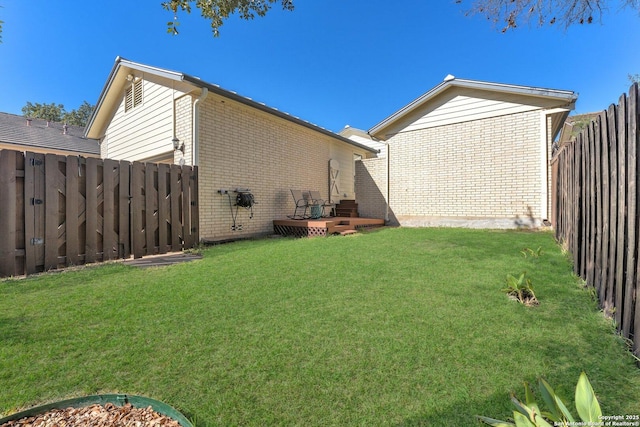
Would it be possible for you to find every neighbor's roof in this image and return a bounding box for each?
[369,75,578,138]
[0,112,100,155]
[558,111,601,144]
[86,57,378,154]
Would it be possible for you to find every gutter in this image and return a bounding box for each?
[193,88,208,166]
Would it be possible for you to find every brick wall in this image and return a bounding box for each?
[174,95,193,165]
[356,110,545,226]
[355,158,388,220]
[196,93,365,241]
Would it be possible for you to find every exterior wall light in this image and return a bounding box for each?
[172,137,184,153]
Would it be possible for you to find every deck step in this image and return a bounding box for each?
[335,199,359,217]
[330,224,357,235]
[339,229,358,236]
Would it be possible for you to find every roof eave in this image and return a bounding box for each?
[181,74,378,153]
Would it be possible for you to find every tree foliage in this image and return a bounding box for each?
[458,0,640,32]
[162,0,294,36]
[22,102,65,123]
[63,101,95,127]
[22,101,95,127]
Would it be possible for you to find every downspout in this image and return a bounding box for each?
[539,111,550,224]
[193,87,209,166]
[385,141,390,223]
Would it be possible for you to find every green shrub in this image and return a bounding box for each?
[477,372,601,426]
[503,272,538,306]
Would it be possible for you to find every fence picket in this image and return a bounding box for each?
[598,114,610,303]
[145,162,158,255]
[85,158,99,263]
[66,158,80,266]
[632,84,640,360]
[593,119,603,293]
[132,161,145,259]
[182,166,195,249]
[606,104,619,313]
[0,150,17,277]
[191,166,199,249]
[585,128,595,286]
[623,87,638,339]
[158,163,169,254]
[170,165,181,252]
[574,141,582,271]
[103,159,117,261]
[44,154,59,271]
[615,95,628,330]
[119,161,131,259]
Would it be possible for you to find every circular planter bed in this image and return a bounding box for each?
[0,394,192,427]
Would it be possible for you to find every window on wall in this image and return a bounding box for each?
[125,79,143,112]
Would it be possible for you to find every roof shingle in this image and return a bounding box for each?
[0,112,100,155]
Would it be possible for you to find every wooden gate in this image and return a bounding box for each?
[0,150,198,277]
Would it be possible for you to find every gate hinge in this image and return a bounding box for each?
[31,238,44,245]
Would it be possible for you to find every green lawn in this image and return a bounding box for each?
[1,228,639,426]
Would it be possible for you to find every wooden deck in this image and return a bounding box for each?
[273,217,385,237]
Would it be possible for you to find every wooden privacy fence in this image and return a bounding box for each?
[0,150,198,277]
[551,82,639,360]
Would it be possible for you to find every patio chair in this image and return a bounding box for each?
[288,189,310,219]
[309,190,336,218]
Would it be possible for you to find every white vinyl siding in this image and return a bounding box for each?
[103,77,181,161]
[384,88,566,137]
[398,94,538,134]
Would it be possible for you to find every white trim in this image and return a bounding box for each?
[539,111,549,220]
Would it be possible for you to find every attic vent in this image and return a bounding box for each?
[125,79,143,112]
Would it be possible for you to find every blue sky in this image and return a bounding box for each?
[0,0,639,132]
